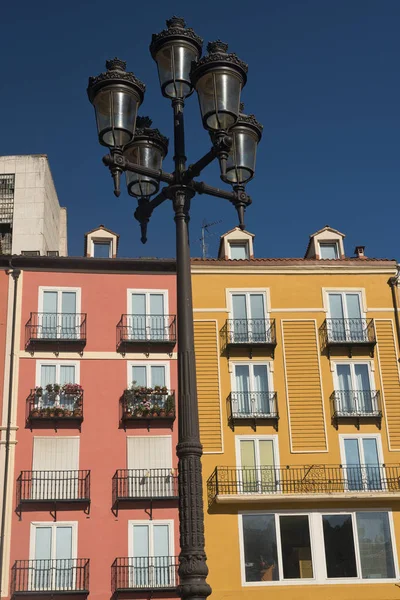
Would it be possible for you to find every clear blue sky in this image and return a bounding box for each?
[1,0,399,259]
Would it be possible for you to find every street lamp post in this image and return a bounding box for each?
[87,17,262,600]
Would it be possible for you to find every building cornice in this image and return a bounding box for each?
[0,256,176,273]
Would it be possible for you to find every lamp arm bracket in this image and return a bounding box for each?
[183,148,218,181]
[102,153,175,184]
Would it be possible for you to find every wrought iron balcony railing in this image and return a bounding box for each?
[117,314,176,350]
[11,558,90,595]
[121,389,175,423]
[229,391,278,420]
[16,470,90,505]
[113,469,178,505]
[223,318,276,348]
[25,313,87,348]
[207,464,400,505]
[331,390,382,421]
[111,556,178,593]
[26,386,84,424]
[321,318,376,348]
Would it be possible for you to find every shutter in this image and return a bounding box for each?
[33,438,79,470]
[127,437,172,469]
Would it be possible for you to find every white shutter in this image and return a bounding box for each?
[127,437,172,469]
[33,438,79,470]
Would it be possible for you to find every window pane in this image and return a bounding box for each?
[242,514,279,582]
[323,515,357,578]
[356,512,395,579]
[59,365,76,385]
[344,439,363,491]
[35,527,52,560]
[279,516,313,579]
[230,243,249,260]
[320,243,338,259]
[55,527,72,560]
[132,366,146,387]
[150,366,166,387]
[43,291,57,314]
[93,241,111,258]
[133,525,149,557]
[345,294,361,320]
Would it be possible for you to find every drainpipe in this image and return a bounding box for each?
[389,264,400,359]
[0,266,20,595]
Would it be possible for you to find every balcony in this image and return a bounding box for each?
[11,558,89,596]
[331,390,382,428]
[16,471,90,515]
[112,468,178,515]
[25,313,87,352]
[121,388,175,429]
[117,314,176,352]
[111,556,178,594]
[320,318,376,357]
[26,385,84,429]
[222,319,276,358]
[207,464,400,506]
[228,392,279,430]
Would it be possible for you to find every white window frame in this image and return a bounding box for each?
[235,435,280,468]
[319,241,339,259]
[127,289,169,316]
[227,289,269,320]
[332,360,376,391]
[128,519,175,558]
[92,238,112,258]
[323,289,367,318]
[29,521,78,560]
[35,361,80,386]
[238,508,399,586]
[339,433,384,466]
[229,241,250,260]
[38,287,82,314]
[230,361,274,393]
[339,433,385,492]
[127,361,170,389]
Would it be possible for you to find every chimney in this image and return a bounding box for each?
[354,246,366,259]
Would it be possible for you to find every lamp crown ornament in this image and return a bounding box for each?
[207,40,229,54]
[150,15,203,58]
[166,16,186,28]
[87,58,146,102]
[136,116,153,128]
[105,57,127,71]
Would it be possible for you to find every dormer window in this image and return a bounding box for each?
[93,240,111,258]
[84,225,119,258]
[319,242,339,260]
[229,242,249,260]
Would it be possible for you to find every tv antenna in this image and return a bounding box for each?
[200,219,222,259]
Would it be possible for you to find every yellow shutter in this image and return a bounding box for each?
[282,320,327,452]
[375,320,400,450]
[193,320,223,453]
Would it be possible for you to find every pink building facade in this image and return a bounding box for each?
[0,243,179,600]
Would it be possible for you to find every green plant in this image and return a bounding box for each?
[165,394,175,414]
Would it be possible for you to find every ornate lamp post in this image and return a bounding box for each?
[87,17,262,600]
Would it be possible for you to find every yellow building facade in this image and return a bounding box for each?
[192,225,400,600]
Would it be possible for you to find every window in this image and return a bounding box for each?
[230,292,268,343]
[232,363,275,416]
[39,288,80,339]
[93,240,111,258]
[32,437,80,500]
[129,521,175,588]
[30,522,77,591]
[129,363,169,389]
[240,510,397,584]
[37,362,79,410]
[327,292,366,342]
[237,437,278,493]
[340,435,383,491]
[229,242,249,260]
[127,436,174,497]
[334,362,377,415]
[319,243,339,259]
[128,290,168,341]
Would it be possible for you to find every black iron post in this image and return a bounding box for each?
[87,20,262,600]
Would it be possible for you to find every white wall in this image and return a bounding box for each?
[0,155,68,256]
